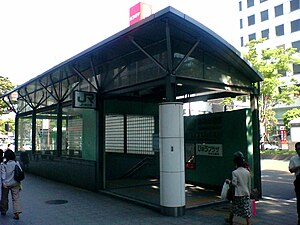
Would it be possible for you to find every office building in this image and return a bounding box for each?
[237,0,300,146]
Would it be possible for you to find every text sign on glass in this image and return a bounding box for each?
[196,144,223,157]
[73,91,97,109]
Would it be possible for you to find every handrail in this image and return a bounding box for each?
[120,157,152,179]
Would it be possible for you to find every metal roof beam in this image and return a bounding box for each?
[130,37,167,73]
[72,66,98,91]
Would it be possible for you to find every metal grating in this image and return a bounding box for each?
[105,114,155,155]
[127,115,154,155]
[105,114,124,153]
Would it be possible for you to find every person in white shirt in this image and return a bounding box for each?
[225,152,251,225]
[0,149,22,220]
[289,142,300,225]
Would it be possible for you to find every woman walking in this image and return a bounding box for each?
[225,152,252,225]
[0,149,22,220]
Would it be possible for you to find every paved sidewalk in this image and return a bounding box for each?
[0,160,297,225]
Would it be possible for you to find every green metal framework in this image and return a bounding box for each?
[0,7,263,192]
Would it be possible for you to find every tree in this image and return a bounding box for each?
[0,118,15,134]
[0,76,14,114]
[282,108,300,135]
[243,39,300,141]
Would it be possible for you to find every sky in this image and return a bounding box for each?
[0,0,239,86]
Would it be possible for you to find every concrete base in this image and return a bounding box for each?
[160,206,185,217]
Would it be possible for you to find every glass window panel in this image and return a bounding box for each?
[240,37,244,47]
[240,19,243,29]
[174,53,204,79]
[249,33,256,41]
[290,0,300,12]
[248,15,255,26]
[275,24,284,36]
[36,110,57,155]
[292,40,300,50]
[293,64,300,74]
[291,19,300,33]
[275,4,283,17]
[239,1,242,11]
[247,0,254,8]
[64,115,82,157]
[261,29,269,39]
[18,117,32,151]
[292,40,300,75]
[261,10,269,22]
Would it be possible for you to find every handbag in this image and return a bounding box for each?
[252,199,257,216]
[14,161,25,182]
[226,183,235,201]
[221,181,229,200]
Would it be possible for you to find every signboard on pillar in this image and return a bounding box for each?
[72,91,97,109]
[280,126,287,144]
[129,2,152,26]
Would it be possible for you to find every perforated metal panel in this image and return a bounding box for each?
[127,115,154,155]
[105,115,124,153]
[105,114,155,155]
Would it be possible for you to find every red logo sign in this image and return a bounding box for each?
[129,2,152,26]
[129,2,142,26]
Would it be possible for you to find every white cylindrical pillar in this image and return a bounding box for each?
[159,102,185,216]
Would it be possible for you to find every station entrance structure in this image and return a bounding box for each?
[1,7,263,216]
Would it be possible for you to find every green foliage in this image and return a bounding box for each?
[243,38,300,138]
[0,76,14,114]
[0,118,15,134]
[282,108,300,133]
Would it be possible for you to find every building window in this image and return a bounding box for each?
[248,15,255,26]
[18,117,33,151]
[260,0,267,2]
[291,19,300,33]
[249,33,256,41]
[35,110,58,154]
[290,0,300,12]
[261,29,269,39]
[261,10,269,22]
[240,37,244,47]
[292,40,300,75]
[275,24,284,36]
[247,0,254,8]
[275,4,283,17]
[240,19,243,29]
[239,1,242,11]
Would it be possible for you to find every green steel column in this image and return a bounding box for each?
[15,115,19,152]
[165,20,176,102]
[32,109,37,154]
[57,102,63,157]
[251,91,262,197]
[98,97,106,190]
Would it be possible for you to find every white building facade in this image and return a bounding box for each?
[237,0,300,147]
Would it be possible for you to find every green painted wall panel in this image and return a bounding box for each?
[185,109,254,188]
[82,109,97,161]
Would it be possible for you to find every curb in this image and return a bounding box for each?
[261,154,292,161]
